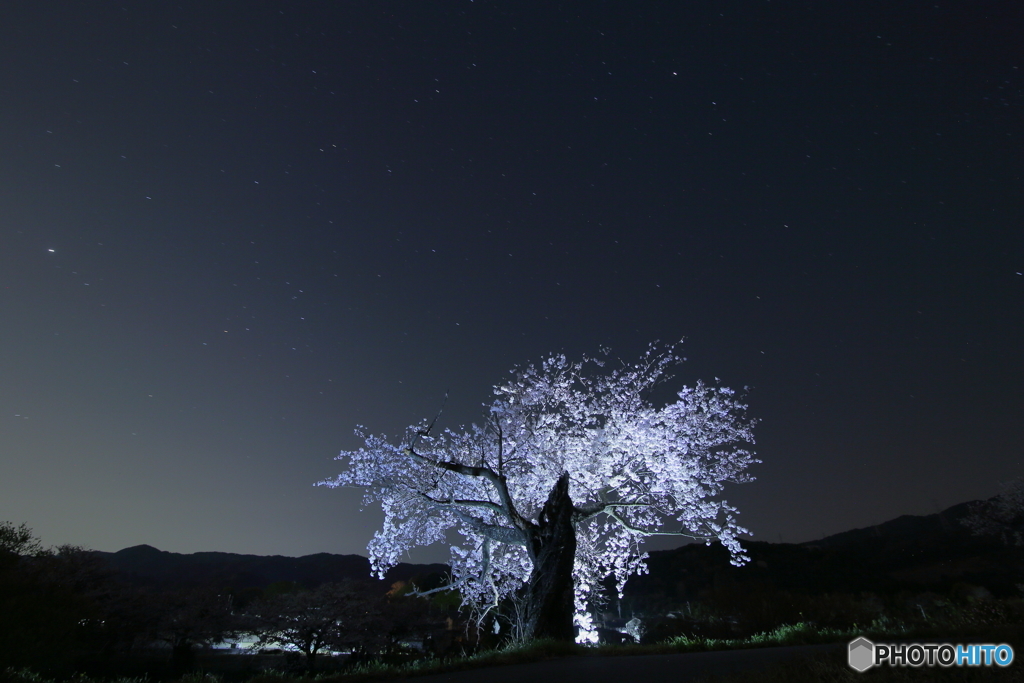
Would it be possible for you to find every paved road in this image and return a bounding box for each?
[406,643,846,683]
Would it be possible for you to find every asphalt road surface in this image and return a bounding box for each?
[406,643,847,683]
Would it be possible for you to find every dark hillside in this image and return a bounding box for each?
[624,499,1020,614]
[88,499,1020,608]
[90,544,449,591]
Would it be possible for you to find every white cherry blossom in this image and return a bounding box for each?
[319,342,759,639]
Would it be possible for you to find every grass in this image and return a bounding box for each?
[292,638,583,682]
[221,621,1021,682]
[690,622,1024,683]
[690,649,1024,682]
[6,619,1022,683]
[0,641,581,683]
[0,671,150,683]
[325,624,865,681]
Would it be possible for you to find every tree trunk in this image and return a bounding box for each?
[523,472,577,642]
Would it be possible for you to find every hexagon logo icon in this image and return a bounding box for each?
[848,637,875,672]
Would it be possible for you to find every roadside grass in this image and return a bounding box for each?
[296,622,907,681]
[692,622,1024,683]
[694,653,1024,682]
[304,638,583,683]
[5,621,1021,683]
[690,648,1024,682]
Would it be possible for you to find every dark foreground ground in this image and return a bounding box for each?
[405,643,846,683]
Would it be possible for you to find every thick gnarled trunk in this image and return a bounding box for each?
[523,472,577,641]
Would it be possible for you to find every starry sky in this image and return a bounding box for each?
[1,1,1021,560]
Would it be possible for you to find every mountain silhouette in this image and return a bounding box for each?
[91,545,448,591]
[89,498,1019,600]
[626,498,1020,608]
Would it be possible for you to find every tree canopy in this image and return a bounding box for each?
[246,581,387,667]
[320,342,758,640]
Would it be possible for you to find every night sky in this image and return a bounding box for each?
[2,1,1021,561]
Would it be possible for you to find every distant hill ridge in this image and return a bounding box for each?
[91,544,448,591]
[628,498,1020,602]
[803,500,978,549]
[91,498,1018,597]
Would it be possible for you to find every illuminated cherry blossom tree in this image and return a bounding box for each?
[319,342,758,642]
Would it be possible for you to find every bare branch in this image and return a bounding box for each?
[573,500,653,524]
[604,507,717,540]
[407,580,463,597]
[409,390,449,452]
[403,445,532,531]
[415,490,509,520]
[450,508,528,546]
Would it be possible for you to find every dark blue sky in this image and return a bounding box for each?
[1,1,1021,559]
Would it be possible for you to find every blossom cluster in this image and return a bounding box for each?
[319,342,759,629]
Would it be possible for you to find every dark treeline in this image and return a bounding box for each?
[0,523,460,680]
[3,496,1022,679]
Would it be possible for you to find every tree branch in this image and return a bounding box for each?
[407,580,464,597]
[603,507,717,540]
[450,508,528,546]
[573,500,652,523]
[403,445,532,531]
[415,490,509,520]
